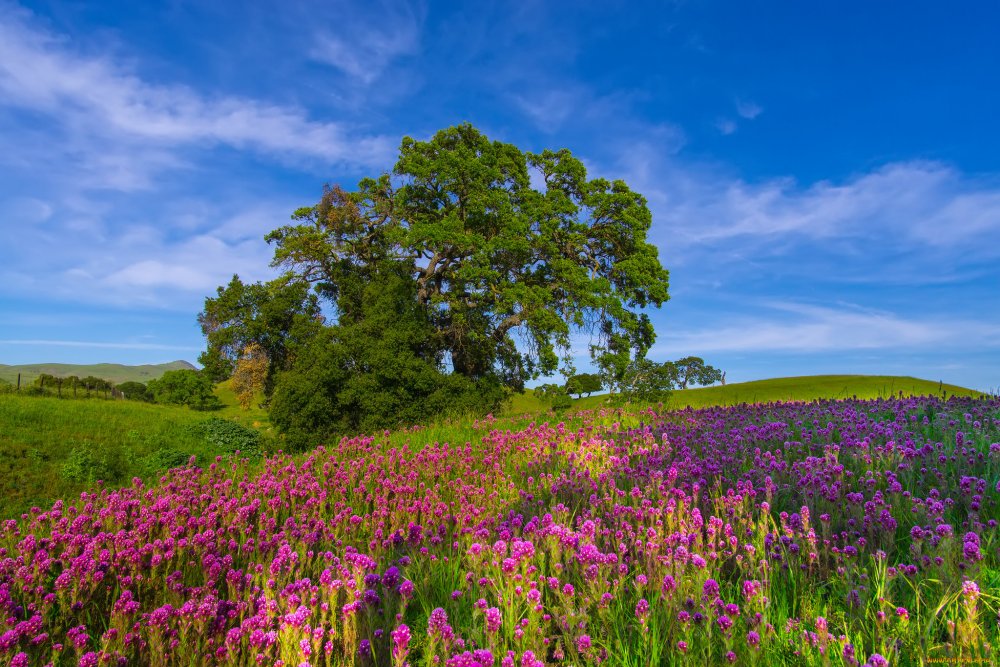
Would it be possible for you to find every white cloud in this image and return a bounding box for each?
[735,98,763,119]
[0,5,394,175]
[653,302,1000,356]
[0,196,52,224]
[0,194,291,309]
[715,118,737,135]
[310,3,422,85]
[627,160,1000,270]
[512,89,580,133]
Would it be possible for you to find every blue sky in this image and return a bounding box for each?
[1,0,998,390]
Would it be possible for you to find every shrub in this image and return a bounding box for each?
[117,381,153,402]
[147,370,222,410]
[137,448,192,477]
[191,418,265,459]
[60,442,124,484]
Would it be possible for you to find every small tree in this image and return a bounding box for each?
[231,343,269,410]
[620,358,678,403]
[534,383,573,412]
[565,373,602,398]
[35,374,57,395]
[673,356,723,389]
[147,370,222,410]
[117,381,152,402]
[81,376,108,398]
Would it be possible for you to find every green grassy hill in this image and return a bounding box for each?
[507,374,984,414]
[0,380,272,517]
[0,360,196,385]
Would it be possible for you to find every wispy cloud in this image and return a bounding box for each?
[653,302,1000,356]
[621,159,1000,275]
[0,195,291,309]
[310,2,423,85]
[715,118,738,135]
[735,98,763,119]
[512,89,582,133]
[0,339,200,351]
[0,4,394,178]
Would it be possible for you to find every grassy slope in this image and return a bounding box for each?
[506,374,983,414]
[0,360,196,385]
[0,381,271,516]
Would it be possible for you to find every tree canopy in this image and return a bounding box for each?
[199,123,670,439]
[673,356,724,389]
[615,356,724,403]
[565,372,602,398]
[147,370,222,411]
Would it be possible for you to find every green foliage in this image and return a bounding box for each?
[198,275,320,386]
[535,383,561,401]
[191,417,265,459]
[673,356,723,389]
[270,271,502,449]
[147,369,223,410]
[80,375,113,396]
[136,448,191,477]
[550,391,573,412]
[532,383,574,412]
[117,381,152,402]
[565,372,602,398]
[617,357,678,403]
[60,442,125,484]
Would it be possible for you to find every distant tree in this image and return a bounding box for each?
[80,376,110,398]
[65,375,80,397]
[533,383,573,412]
[35,374,57,395]
[620,358,679,403]
[673,356,723,389]
[534,383,564,401]
[147,370,222,410]
[117,381,152,402]
[550,391,573,413]
[565,373,602,398]
[230,343,269,410]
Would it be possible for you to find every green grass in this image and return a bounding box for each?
[0,360,196,385]
[658,374,982,409]
[506,374,983,414]
[0,381,273,517]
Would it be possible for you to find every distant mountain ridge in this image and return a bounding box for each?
[0,360,196,385]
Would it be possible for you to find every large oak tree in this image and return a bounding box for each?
[200,123,670,434]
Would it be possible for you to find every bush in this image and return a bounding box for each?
[117,381,153,402]
[550,392,573,412]
[191,418,264,459]
[147,370,222,410]
[137,448,192,477]
[60,442,125,484]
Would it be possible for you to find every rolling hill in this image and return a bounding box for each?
[0,360,196,386]
[506,374,985,414]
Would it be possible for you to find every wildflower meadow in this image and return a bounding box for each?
[1,395,997,666]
